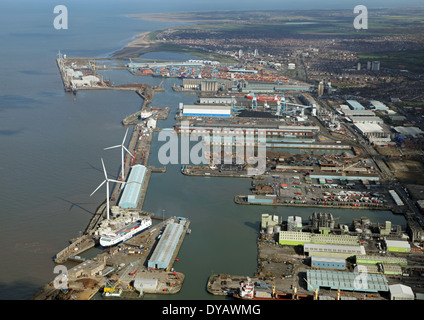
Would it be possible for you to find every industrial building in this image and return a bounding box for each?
[349,116,383,125]
[182,79,233,91]
[393,126,424,138]
[304,243,365,258]
[306,269,389,293]
[354,123,392,146]
[67,259,106,279]
[148,222,184,270]
[279,231,311,245]
[198,96,236,105]
[247,194,277,204]
[133,277,158,294]
[174,123,320,137]
[181,105,232,118]
[369,100,388,111]
[310,256,346,270]
[389,190,404,207]
[239,80,312,93]
[261,213,279,230]
[287,216,302,232]
[278,231,359,246]
[385,240,411,253]
[346,100,365,110]
[389,284,414,300]
[118,165,147,209]
[339,109,375,117]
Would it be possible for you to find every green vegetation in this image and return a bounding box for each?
[358,50,424,73]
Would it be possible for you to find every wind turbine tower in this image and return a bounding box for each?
[90,158,125,220]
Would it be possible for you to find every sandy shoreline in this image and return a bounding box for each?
[112,31,159,58]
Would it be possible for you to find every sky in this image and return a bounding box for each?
[5,0,424,14]
[99,0,424,12]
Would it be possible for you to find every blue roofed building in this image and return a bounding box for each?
[148,222,184,270]
[118,164,147,209]
[346,100,365,110]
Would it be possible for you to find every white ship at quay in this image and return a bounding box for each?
[95,213,152,247]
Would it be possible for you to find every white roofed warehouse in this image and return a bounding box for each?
[389,284,415,300]
[148,222,184,270]
[181,104,232,118]
[118,165,147,209]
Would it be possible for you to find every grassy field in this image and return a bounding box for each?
[359,50,424,74]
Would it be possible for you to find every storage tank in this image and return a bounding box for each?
[266,226,274,234]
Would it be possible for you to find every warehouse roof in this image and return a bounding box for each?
[307,269,389,292]
[346,100,365,110]
[118,165,147,209]
[354,123,387,134]
[369,100,388,110]
[389,284,414,299]
[341,109,375,117]
[349,116,383,123]
[183,105,232,111]
[311,256,346,263]
[304,243,366,254]
[148,222,184,270]
[385,240,410,249]
[393,126,424,137]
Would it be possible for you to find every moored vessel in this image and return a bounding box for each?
[98,216,152,247]
[233,278,316,300]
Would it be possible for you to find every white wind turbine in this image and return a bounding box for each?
[104,128,134,181]
[90,158,125,220]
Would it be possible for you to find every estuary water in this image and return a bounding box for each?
[0,1,406,300]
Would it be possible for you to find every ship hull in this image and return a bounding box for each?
[233,292,314,301]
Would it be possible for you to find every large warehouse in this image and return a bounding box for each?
[304,243,365,259]
[118,164,147,209]
[346,100,365,110]
[306,269,389,293]
[148,222,184,270]
[181,104,232,117]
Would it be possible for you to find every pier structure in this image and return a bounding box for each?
[34,56,195,300]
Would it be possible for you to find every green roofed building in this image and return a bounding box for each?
[279,231,359,246]
[355,255,407,265]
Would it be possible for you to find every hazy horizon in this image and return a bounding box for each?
[3,0,424,15]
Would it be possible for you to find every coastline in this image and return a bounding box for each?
[112,31,160,58]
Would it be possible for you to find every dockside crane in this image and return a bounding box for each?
[339,161,362,176]
[303,278,319,300]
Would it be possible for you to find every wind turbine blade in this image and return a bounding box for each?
[101,158,108,180]
[122,128,129,145]
[104,145,121,150]
[123,146,134,157]
[108,179,125,184]
[90,180,106,197]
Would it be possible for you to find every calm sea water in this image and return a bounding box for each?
[0,1,406,300]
